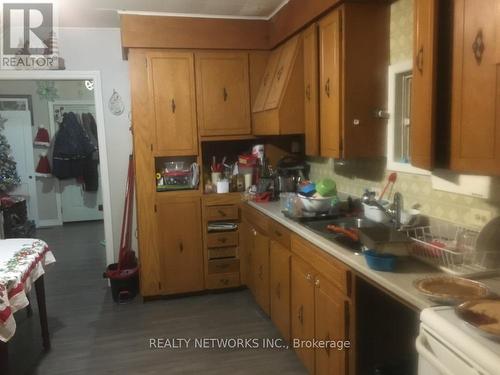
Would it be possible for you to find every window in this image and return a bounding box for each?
[387,60,430,175]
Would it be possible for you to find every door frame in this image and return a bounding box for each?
[0,70,115,267]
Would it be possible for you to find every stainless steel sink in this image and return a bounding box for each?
[301,217,382,252]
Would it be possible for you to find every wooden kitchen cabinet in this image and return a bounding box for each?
[318,3,389,159]
[450,0,500,175]
[147,51,198,156]
[315,275,349,375]
[291,256,316,374]
[252,49,281,112]
[252,227,271,315]
[157,196,204,294]
[195,52,251,136]
[303,23,320,157]
[411,0,439,170]
[319,9,342,158]
[270,241,291,341]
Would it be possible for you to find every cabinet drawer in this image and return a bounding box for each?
[207,231,239,248]
[208,258,240,274]
[291,234,351,296]
[208,247,237,259]
[206,272,240,289]
[206,205,239,221]
[269,220,291,249]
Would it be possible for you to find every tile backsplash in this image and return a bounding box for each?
[307,0,500,230]
[308,159,500,231]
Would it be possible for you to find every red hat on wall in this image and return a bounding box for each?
[35,152,51,177]
[34,125,50,147]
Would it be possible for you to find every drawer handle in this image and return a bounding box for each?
[179,242,184,252]
[472,29,485,64]
[171,98,176,113]
[223,87,228,102]
[305,83,311,101]
[217,209,227,217]
[298,305,304,325]
[218,237,228,244]
[274,230,282,237]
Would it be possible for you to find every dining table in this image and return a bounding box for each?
[0,238,55,374]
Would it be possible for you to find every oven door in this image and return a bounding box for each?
[416,324,485,375]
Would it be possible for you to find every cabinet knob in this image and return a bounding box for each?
[276,66,284,81]
[315,279,320,287]
[325,78,330,97]
[179,242,184,252]
[274,230,282,237]
[306,273,312,281]
[218,237,227,244]
[171,98,176,113]
[223,87,228,101]
[472,29,485,64]
[252,228,257,236]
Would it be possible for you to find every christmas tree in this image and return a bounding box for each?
[0,114,21,193]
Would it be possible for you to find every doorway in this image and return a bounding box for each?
[0,71,114,266]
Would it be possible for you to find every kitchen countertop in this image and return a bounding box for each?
[247,200,500,311]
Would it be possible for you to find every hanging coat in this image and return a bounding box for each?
[52,112,96,180]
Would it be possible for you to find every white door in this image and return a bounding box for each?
[1,110,39,224]
[60,170,103,222]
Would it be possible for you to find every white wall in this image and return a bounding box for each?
[58,27,132,259]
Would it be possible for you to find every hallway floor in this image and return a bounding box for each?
[8,221,305,374]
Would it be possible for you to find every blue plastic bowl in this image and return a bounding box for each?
[364,250,397,272]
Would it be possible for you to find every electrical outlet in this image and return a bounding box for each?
[469,208,492,227]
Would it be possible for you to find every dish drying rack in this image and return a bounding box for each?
[405,222,499,277]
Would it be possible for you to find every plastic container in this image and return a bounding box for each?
[364,250,397,272]
[104,263,139,303]
[316,178,337,197]
[298,195,333,212]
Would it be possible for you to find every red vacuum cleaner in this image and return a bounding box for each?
[103,155,139,303]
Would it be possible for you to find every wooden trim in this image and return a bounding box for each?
[120,14,270,50]
[268,0,342,47]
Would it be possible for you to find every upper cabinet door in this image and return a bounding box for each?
[411,0,438,170]
[264,35,300,111]
[148,52,198,156]
[253,49,282,113]
[319,9,342,159]
[451,0,500,175]
[196,52,251,136]
[303,23,320,157]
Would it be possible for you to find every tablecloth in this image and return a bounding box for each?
[0,239,55,342]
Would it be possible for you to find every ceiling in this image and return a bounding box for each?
[53,0,288,28]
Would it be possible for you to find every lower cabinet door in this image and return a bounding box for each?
[270,241,291,341]
[291,256,315,373]
[252,228,270,315]
[315,275,348,375]
[157,196,204,294]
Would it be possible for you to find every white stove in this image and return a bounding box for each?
[417,306,500,375]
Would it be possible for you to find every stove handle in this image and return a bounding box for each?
[415,334,457,375]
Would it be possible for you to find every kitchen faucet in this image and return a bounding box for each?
[363,191,404,229]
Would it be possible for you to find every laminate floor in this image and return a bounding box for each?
[8,221,306,375]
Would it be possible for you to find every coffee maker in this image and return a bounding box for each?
[276,156,309,192]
